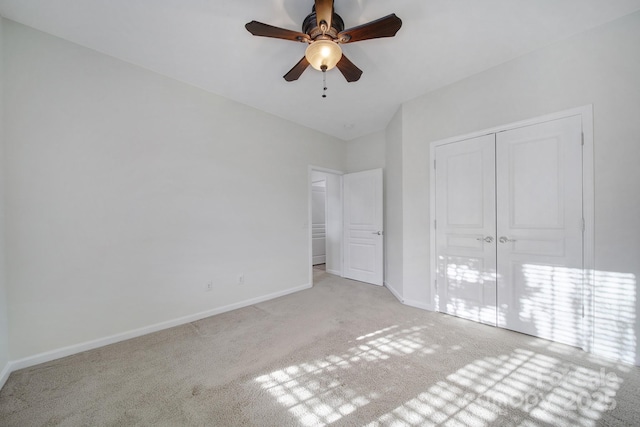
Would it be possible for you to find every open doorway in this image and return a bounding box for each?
[309,167,343,284]
[311,177,327,266]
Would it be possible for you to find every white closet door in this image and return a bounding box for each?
[496,115,583,347]
[343,169,383,285]
[435,134,497,325]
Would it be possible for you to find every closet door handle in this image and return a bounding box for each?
[499,236,517,243]
[476,236,494,243]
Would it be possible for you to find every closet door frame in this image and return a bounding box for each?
[429,105,594,351]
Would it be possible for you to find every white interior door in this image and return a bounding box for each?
[496,116,584,347]
[343,169,383,285]
[435,135,497,325]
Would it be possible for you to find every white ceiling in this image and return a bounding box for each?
[2,1,640,141]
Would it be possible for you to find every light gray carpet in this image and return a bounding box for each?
[1,268,639,426]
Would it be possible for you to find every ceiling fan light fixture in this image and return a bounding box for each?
[305,39,342,71]
[246,1,402,83]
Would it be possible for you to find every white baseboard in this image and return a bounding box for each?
[326,269,341,276]
[0,361,12,391]
[384,281,403,303]
[382,282,436,312]
[403,298,435,311]
[7,283,312,374]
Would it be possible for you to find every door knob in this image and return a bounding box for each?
[476,236,494,243]
[372,231,382,235]
[499,236,517,243]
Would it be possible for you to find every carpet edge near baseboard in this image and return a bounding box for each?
[1,282,312,386]
[0,361,11,391]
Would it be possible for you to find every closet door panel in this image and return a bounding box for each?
[435,134,497,326]
[496,116,583,347]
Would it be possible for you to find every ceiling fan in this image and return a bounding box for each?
[245,0,402,83]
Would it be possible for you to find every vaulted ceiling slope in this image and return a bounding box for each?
[1,0,640,140]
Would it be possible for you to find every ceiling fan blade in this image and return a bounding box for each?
[336,54,363,82]
[283,57,310,82]
[337,14,402,44]
[245,21,310,43]
[315,0,333,31]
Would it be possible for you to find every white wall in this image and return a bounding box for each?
[383,108,403,300]
[0,16,11,382]
[399,11,640,364]
[345,130,385,173]
[3,19,346,361]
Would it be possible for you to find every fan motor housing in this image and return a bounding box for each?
[302,8,345,39]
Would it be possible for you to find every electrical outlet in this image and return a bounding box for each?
[238,274,244,285]
[205,281,213,292]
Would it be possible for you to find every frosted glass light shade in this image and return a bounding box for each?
[305,40,343,71]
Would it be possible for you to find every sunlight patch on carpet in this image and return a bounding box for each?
[373,348,622,426]
[254,324,439,425]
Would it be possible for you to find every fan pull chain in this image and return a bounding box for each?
[321,65,328,98]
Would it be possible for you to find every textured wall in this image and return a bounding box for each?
[0,16,11,380]
[3,20,346,360]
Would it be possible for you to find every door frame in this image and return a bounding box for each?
[429,105,594,351]
[308,166,344,285]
